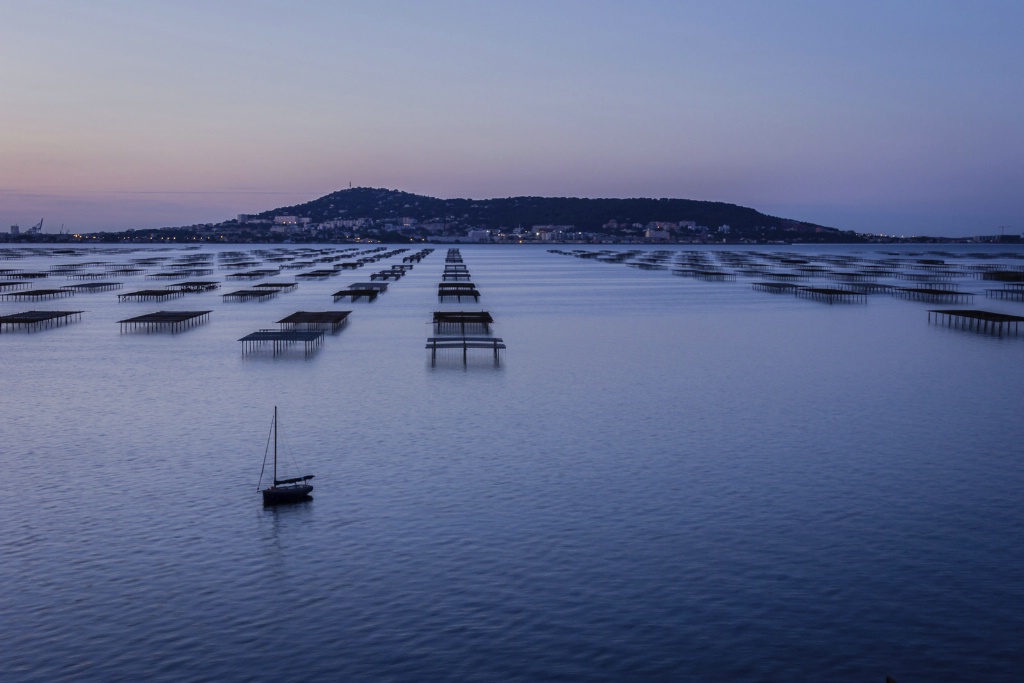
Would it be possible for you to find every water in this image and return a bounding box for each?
[2,243,1022,681]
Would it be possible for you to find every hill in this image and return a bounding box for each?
[256,187,855,241]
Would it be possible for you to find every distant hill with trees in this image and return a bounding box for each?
[258,187,855,241]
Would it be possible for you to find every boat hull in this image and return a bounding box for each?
[262,484,313,505]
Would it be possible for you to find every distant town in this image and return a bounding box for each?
[3,188,1019,245]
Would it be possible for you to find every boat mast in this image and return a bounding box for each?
[273,406,278,484]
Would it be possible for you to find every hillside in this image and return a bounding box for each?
[256,187,852,241]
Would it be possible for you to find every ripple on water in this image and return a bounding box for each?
[2,244,1024,681]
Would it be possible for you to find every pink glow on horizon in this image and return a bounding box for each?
[2,1,1022,236]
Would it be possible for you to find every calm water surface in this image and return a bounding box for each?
[1,243,1022,681]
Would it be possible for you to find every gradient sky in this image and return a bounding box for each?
[2,1,1023,237]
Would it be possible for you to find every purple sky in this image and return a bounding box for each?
[2,1,1023,237]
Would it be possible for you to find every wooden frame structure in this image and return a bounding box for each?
[167,281,220,293]
[438,283,480,302]
[403,248,434,263]
[239,329,325,356]
[276,311,351,333]
[253,282,297,293]
[118,289,186,302]
[432,311,494,334]
[426,336,505,366]
[64,271,111,280]
[0,310,83,333]
[985,287,1024,301]
[333,282,388,302]
[226,269,281,280]
[62,282,124,293]
[3,288,75,301]
[117,310,212,333]
[369,268,406,280]
[752,282,801,294]
[147,268,214,279]
[927,309,1024,336]
[894,288,973,304]
[671,269,736,281]
[794,287,867,304]
[295,269,337,280]
[4,271,48,279]
[222,289,278,302]
[333,287,378,302]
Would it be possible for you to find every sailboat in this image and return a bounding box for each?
[258,406,314,505]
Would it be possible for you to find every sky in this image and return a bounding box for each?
[2,1,1023,237]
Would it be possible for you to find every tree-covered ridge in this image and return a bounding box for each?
[258,187,836,234]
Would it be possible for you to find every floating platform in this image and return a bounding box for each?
[276,311,351,333]
[239,329,325,356]
[927,309,1024,336]
[433,311,494,334]
[0,310,83,333]
[117,310,212,333]
[426,336,505,366]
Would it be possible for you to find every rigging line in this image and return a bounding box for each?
[256,413,274,490]
[277,421,304,476]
